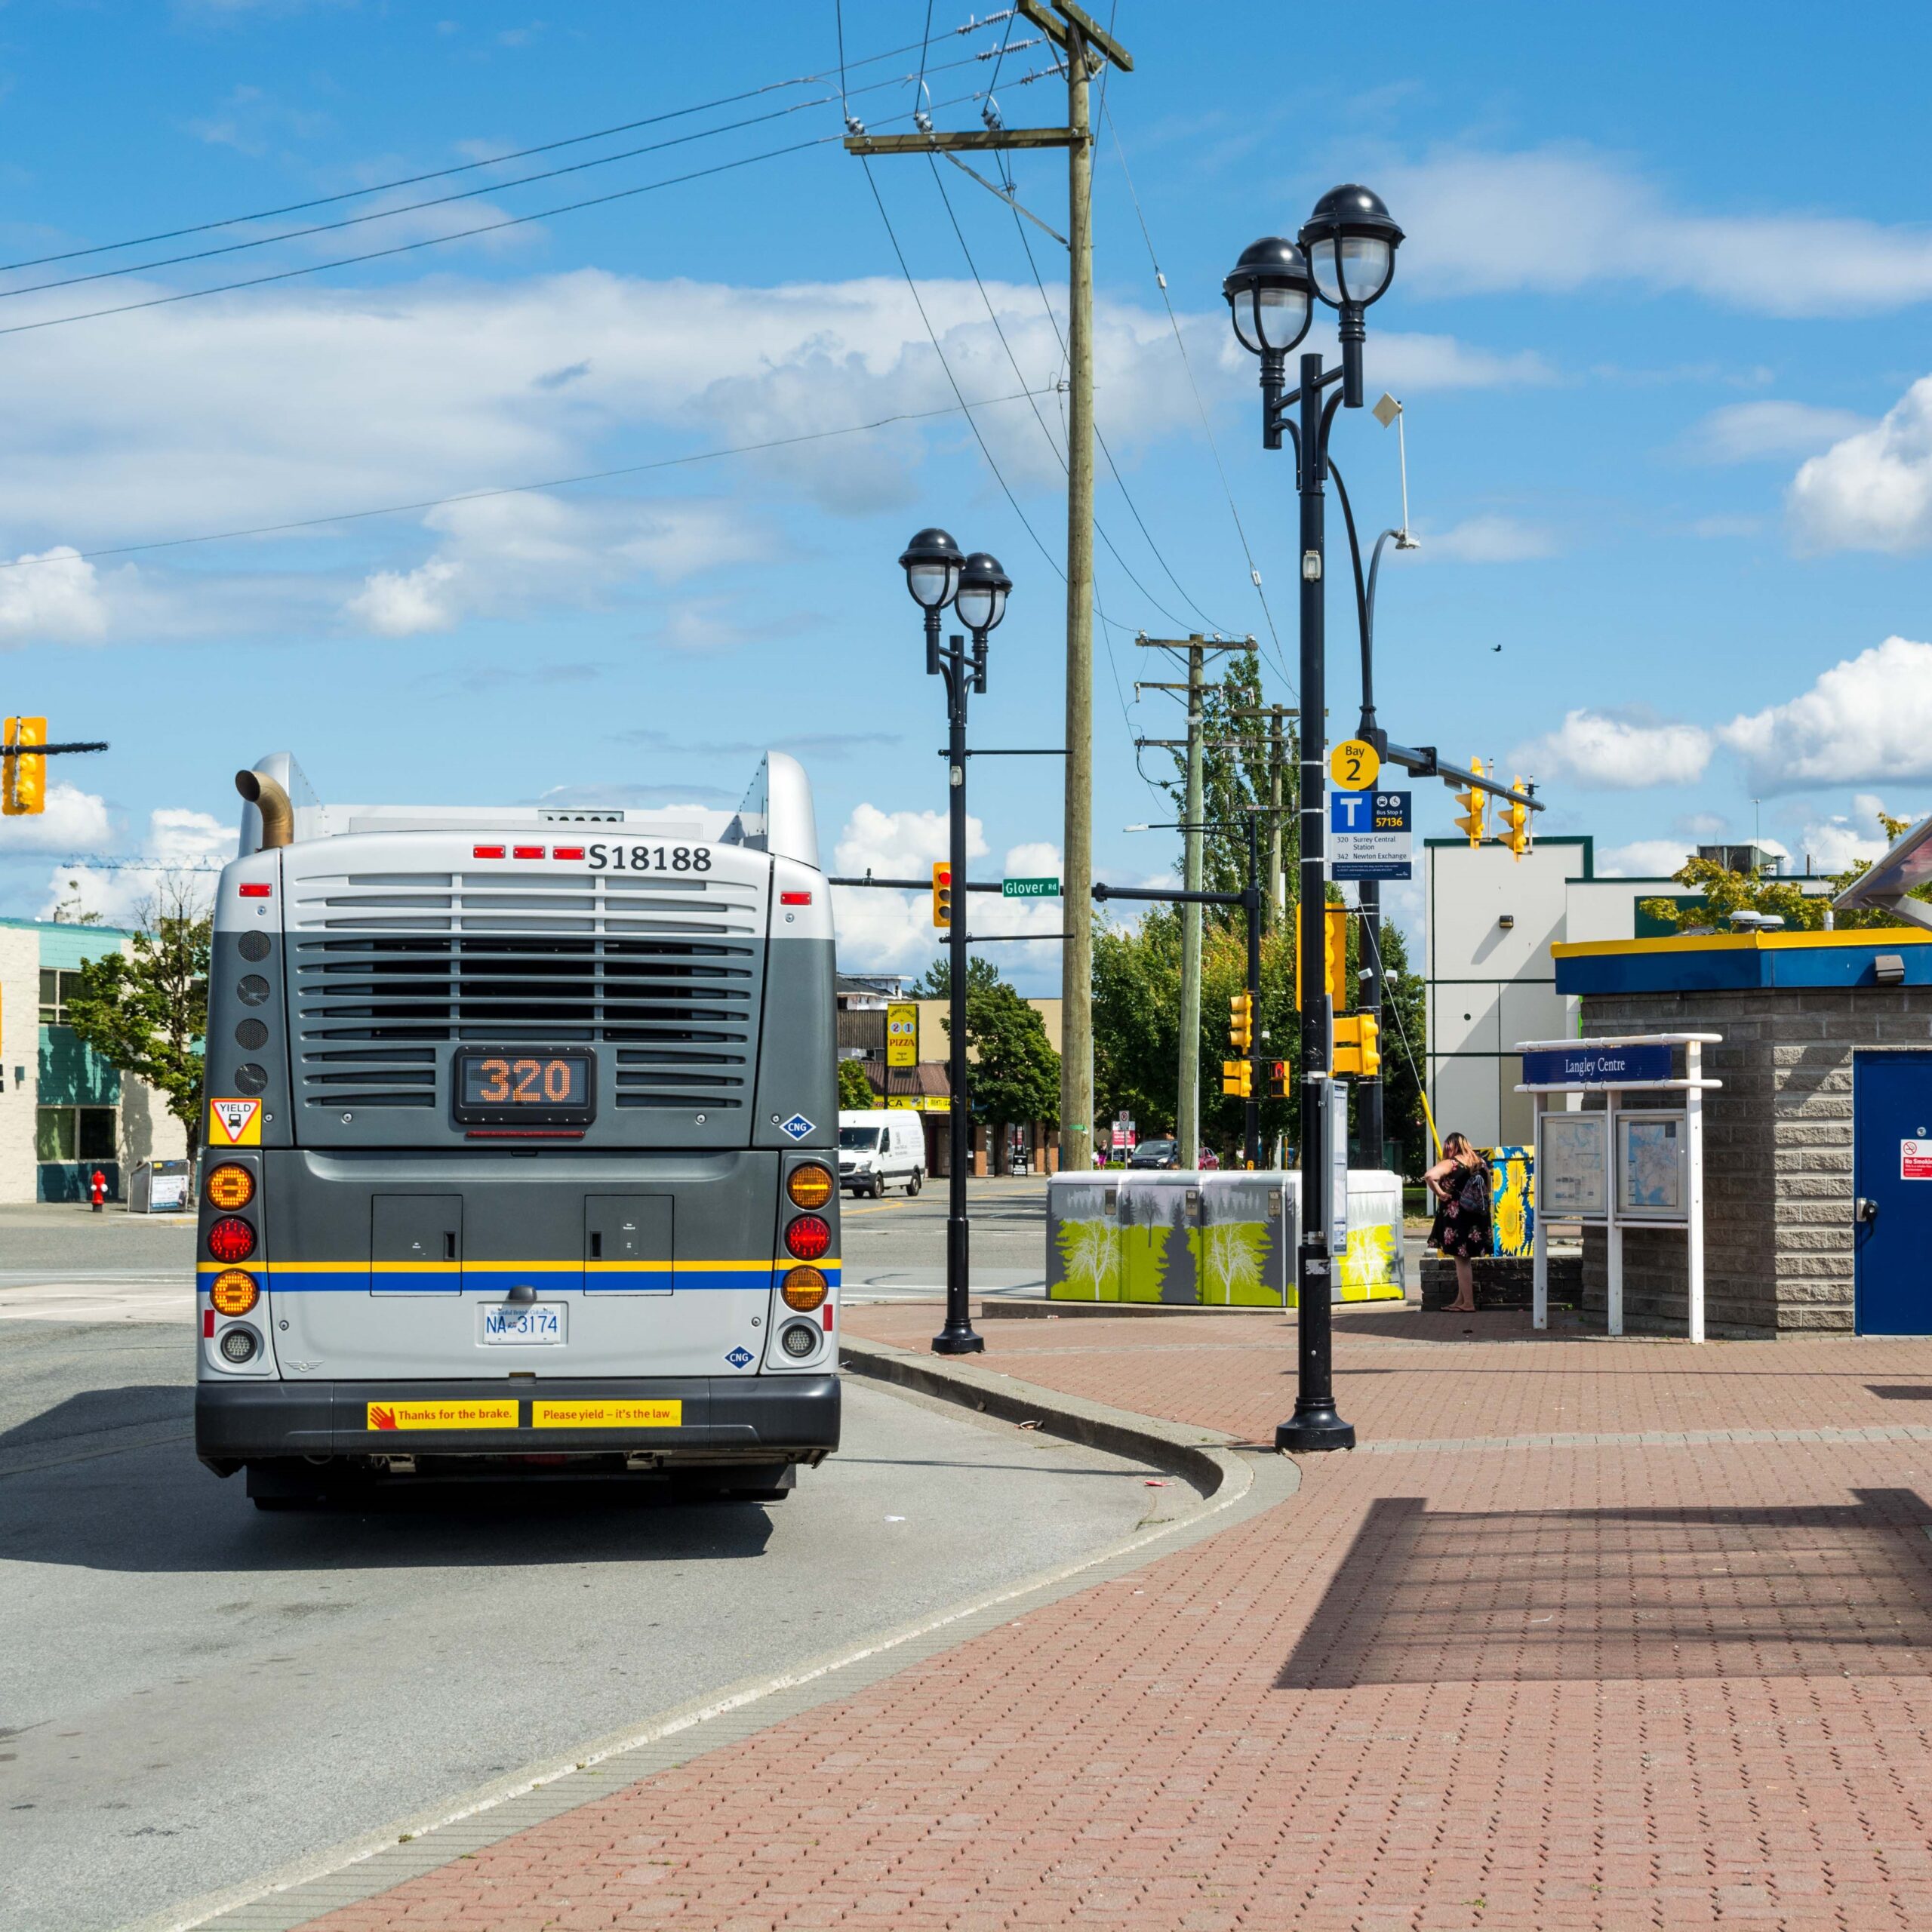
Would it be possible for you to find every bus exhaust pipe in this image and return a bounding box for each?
[235,768,294,848]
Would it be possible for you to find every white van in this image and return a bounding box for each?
[838,1109,925,1198]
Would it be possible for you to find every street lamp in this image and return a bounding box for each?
[1224,183,1404,1456]
[901,529,1011,1357]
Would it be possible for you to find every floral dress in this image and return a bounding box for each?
[1429,1159,1493,1260]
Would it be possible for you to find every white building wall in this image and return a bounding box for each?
[0,928,38,1203]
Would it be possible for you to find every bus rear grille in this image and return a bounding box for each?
[285,870,761,937]
[291,935,756,1110]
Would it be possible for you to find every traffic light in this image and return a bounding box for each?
[1221,1059,1252,1097]
[1503,776,1532,861]
[931,860,952,930]
[1228,989,1254,1053]
[1452,754,1487,847]
[3,716,45,817]
[1268,1060,1287,1099]
[1295,903,1350,1011]
[1334,1013,1381,1077]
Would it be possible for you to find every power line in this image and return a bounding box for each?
[0,21,1003,277]
[0,46,1025,304]
[0,385,1062,571]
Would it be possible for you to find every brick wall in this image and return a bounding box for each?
[1577,986,1932,1337]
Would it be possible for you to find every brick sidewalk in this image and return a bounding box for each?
[290,1306,1932,1932]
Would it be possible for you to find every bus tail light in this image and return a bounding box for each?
[784,1214,831,1261]
[205,1163,255,1210]
[211,1269,259,1316]
[786,1163,833,1210]
[780,1321,818,1358]
[207,1216,257,1263]
[218,1325,260,1364]
[782,1266,827,1312]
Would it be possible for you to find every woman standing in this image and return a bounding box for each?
[1424,1133,1493,1315]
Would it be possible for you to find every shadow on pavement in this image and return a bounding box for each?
[5,1386,778,1574]
[1276,1487,1932,1688]
[1869,1385,1932,1401]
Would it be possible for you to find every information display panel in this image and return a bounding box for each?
[452,1049,596,1127]
[1537,1112,1608,1219]
[1616,1111,1687,1222]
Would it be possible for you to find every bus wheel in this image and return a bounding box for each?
[906,1169,922,1196]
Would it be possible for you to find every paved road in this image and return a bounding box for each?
[1,1318,1161,1932]
[841,1177,1049,1298]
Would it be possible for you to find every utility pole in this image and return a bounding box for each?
[845,2,1133,1175]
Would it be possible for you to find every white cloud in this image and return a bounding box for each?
[1788,377,1932,553]
[1388,145,1932,315]
[0,780,113,854]
[40,806,229,924]
[1686,400,1873,463]
[1718,637,1932,790]
[1404,515,1556,564]
[0,546,109,644]
[1515,709,1712,789]
[1795,794,1895,874]
[1597,839,1694,879]
[346,556,460,636]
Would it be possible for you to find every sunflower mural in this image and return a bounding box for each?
[1487,1146,1535,1258]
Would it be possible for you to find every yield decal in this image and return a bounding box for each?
[533,1401,683,1429]
[779,1113,815,1142]
[366,1400,517,1431]
[1903,1138,1932,1180]
[724,1345,755,1369]
[208,1097,263,1147]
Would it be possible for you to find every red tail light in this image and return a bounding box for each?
[238,883,272,899]
[473,844,506,859]
[780,891,813,905]
[785,1214,832,1262]
[512,845,544,859]
[207,1216,257,1263]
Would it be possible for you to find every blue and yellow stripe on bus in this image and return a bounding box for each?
[196,1260,839,1292]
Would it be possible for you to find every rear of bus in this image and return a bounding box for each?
[193,752,841,1506]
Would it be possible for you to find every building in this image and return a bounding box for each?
[1425,838,1831,1149]
[0,919,188,1203]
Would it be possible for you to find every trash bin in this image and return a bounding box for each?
[130,1158,192,1214]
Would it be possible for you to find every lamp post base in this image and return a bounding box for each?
[931,1329,986,1355]
[1274,1402,1355,1454]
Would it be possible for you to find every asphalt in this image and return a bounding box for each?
[0,1317,1162,1932]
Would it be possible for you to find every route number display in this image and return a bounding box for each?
[454,1050,595,1126]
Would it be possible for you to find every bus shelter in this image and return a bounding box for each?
[1515,1033,1720,1342]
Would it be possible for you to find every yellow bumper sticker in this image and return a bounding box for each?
[533,1400,683,1429]
[365,1401,518,1432]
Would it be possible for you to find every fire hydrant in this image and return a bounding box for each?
[90,1167,106,1214]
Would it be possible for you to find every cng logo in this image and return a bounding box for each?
[724,1346,755,1369]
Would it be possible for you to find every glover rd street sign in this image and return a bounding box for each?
[1002,877,1060,897]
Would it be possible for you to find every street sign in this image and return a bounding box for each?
[1330,789,1412,881]
[1328,738,1380,789]
[1522,1043,1672,1088]
[886,1001,919,1068]
[1002,877,1060,898]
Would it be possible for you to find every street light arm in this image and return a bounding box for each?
[1327,459,1372,728]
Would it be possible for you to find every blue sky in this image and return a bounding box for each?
[0,1,1929,981]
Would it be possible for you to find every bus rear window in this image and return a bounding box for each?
[839,1128,880,1150]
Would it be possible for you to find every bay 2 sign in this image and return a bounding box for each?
[1522,1043,1673,1087]
[1331,789,1411,881]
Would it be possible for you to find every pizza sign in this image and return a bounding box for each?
[208,1097,263,1147]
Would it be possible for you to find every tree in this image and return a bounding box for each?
[837,1057,877,1110]
[909,952,1004,998]
[960,977,1059,1171]
[1637,811,1919,935]
[64,875,211,1165]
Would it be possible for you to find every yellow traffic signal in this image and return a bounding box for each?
[1503,777,1532,861]
[3,716,45,817]
[1452,754,1487,847]
[1334,1013,1381,1078]
[1228,990,1254,1053]
[931,860,952,930]
[1268,1059,1287,1099]
[1296,903,1350,1011]
[1221,1059,1252,1097]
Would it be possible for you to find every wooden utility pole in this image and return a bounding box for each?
[846,1,1132,1174]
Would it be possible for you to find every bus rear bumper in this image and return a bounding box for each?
[195,1374,841,1477]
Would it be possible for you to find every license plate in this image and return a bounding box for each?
[481,1305,565,1345]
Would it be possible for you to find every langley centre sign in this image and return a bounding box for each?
[1522,1042,1673,1088]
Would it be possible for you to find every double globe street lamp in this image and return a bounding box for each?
[1223,185,1404,1454]
[899,527,1011,1355]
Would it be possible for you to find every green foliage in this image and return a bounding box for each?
[837,1058,876,1110]
[908,952,1004,998]
[63,881,211,1159]
[1637,811,1918,934]
[958,976,1060,1134]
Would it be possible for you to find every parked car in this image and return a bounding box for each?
[1198,1146,1221,1170]
[838,1109,925,1198]
[1128,1138,1180,1169]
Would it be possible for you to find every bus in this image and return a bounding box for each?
[193,750,840,1508]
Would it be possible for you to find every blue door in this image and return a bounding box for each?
[1854,1050,1932,1334]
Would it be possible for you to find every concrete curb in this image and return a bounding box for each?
[838,1332,1250,1498]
